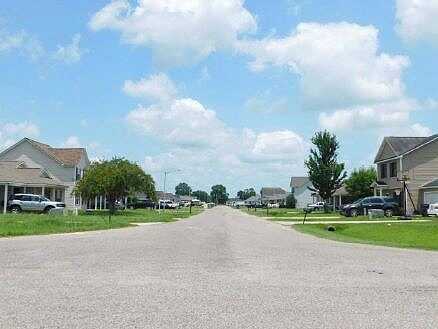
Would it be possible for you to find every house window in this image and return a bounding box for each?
[380,163,387,179]
[75,167,81,181]
[390,162,397,178]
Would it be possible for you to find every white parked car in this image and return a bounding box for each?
[159,200,179,209]
[307,201,325,211]
[267,203,280,208]
[427,203,438,216]
[8,194,66,214]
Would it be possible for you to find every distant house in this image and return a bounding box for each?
[0,138,89,210]
[373,134,438,214]
[289,177,319,208]
[260,187,288,206]
[244,195,261,207]
[156,191,179,202]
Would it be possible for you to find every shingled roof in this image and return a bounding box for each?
[0,161,65,186]
[290,176,310,189]
[26,138,87,167]
[375,134,438,163]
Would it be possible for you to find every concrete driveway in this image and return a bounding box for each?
[0,206,437,328]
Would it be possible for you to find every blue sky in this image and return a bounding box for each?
[1,0,437,195]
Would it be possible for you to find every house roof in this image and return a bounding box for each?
[0,161,65,187]
[375,134,438,163]
[333,185,349,196]
[260,187,287,197]
[421,179,438,189]
[26,138,87,167]
[290,176,310,188]
[244,195,261,202]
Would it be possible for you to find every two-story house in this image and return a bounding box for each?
[0,138,90,210]
[373,134,438,214]
[290,177,318,208]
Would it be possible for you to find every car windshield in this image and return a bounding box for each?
[40,196,50,202]
[352,198,363,205]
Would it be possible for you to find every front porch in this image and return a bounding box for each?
[0,184,66,214]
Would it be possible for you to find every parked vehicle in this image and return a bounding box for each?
[267,203,280,208]
[159,200,179,209]
[307,201,325,211]
[128,198,156,209]
[426,203,438,216]
[8,194,65,214]
[341,197,400,217]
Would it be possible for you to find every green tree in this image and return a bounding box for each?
[175,182,192,196]
[345,167,377,200]
[74,158,156,218]
[192,190,210,203]
[237,188,256,200]
[210,185,229,204]
[286,193,297,208]
[305,131,347,203]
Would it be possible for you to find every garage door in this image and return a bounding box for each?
[423,191,438,204]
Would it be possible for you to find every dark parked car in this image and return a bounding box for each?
[127,198,156,209]
[341,197,400,217]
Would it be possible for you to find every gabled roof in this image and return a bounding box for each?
[244,195,261,202]
[375,134,438,163]
[260,187,287,197]
[0,138,88,167]
[290,176,310,188]
[26,138,87,167]
[0,161,65,186]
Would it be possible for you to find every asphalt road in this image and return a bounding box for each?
[1,207,437,329]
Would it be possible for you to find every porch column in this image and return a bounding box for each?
[51,188,55,201]
[104,196,107,210]
[379,189,383,197]
[42,186,45,198]
[124,197,128,210]
[3,184,8,214]
[374,187,377,197]
[99,196,103,210]
[339,194,342,206]
[95,197,98,210]
[333,196,336,211]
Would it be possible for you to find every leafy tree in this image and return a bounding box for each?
[237,188,256,200]
[210,185,229,204]
[192,190,210,203]
[345,167,377,200]
[305,131,347,203]
[74,158,156,218]
[286,193,297,208]
[175,182,192,196]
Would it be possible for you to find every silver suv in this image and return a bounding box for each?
[8,194,66,214]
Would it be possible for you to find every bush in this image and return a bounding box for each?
[286,194,297,208]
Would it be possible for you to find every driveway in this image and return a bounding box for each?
[0,206,437,328]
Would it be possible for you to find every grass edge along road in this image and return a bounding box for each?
[0,208,203,238]
[293,220,438,251]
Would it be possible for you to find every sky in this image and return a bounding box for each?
[1,0,438,196]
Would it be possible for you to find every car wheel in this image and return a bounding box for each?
[385,209,393,217]
[350,209,358,217]
[10,206,21,214]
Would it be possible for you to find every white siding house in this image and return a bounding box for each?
[0,138,90,210]
[290,177,317,208]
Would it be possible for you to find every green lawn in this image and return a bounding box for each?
[0,208,203,237]
[294,220,438,251]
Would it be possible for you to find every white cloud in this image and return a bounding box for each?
[0,28,44,61]
[89,0,257,65]
[62,136,82,148]
[53,34,87,64]
[123,73,178,102]
[0,121,40,150]
[238,22,410,109]
[126,98,232,148]
[124,73,306,192]
[396,0,438,44]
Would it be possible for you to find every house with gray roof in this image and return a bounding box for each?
[0,138,90,211]
[260,187,288,206]
[290,176,320,208]
[373,134,438,214]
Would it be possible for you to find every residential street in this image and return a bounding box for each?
[0,207,437,329]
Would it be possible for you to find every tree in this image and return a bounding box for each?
[345,167,377,200]
[210,185,229,204]
[237,188,256,200]
[305,131,347,203]
[286,193,297,209]
[74,158,156,218]
[175,182,192,196]
[192,190,210,203]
